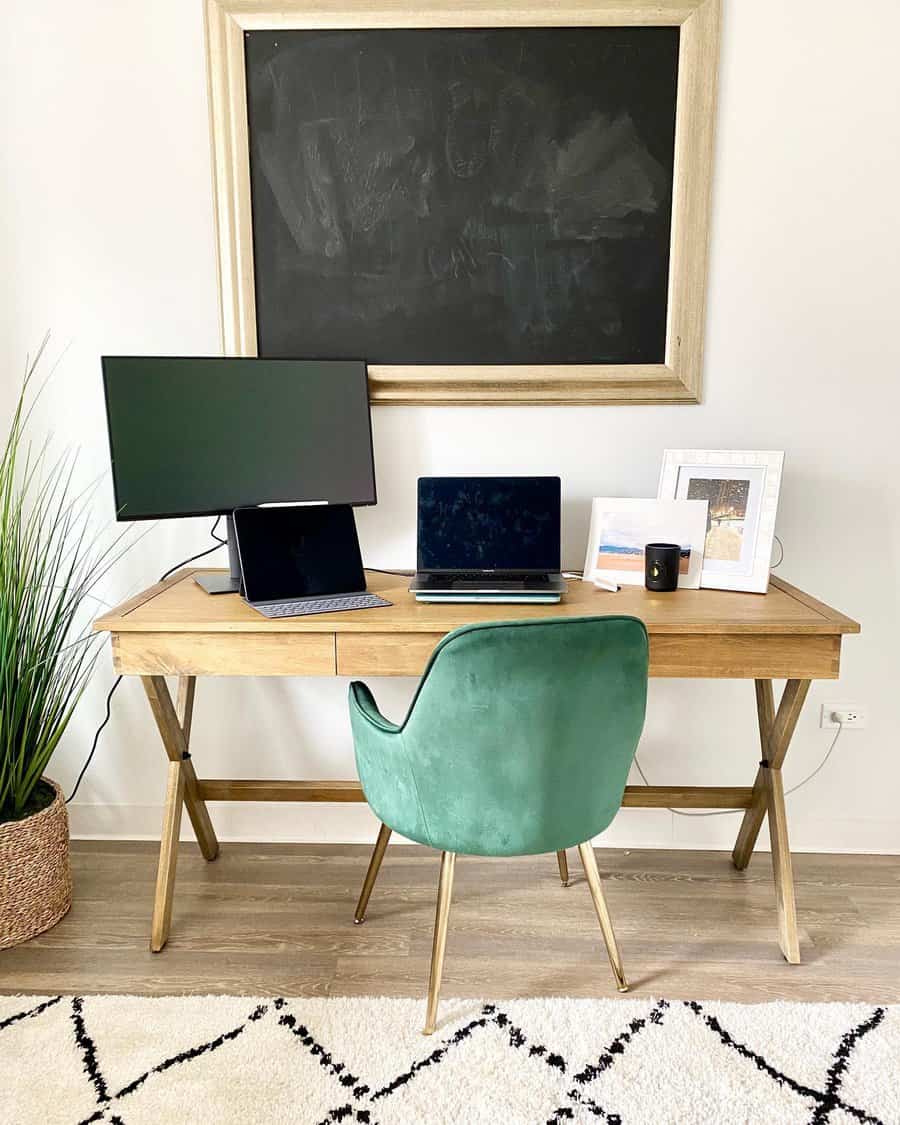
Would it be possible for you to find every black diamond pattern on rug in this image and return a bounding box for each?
[0,994,895,1124]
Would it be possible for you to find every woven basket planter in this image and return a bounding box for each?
[0,778,72,949]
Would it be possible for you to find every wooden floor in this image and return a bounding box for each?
[2,842,898,1002]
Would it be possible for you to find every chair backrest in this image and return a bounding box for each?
[358,615,648,856]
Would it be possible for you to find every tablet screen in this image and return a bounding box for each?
[235,505,365,602]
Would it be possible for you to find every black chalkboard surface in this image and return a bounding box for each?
[245,27,679,366]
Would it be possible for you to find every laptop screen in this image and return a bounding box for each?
[234,505,366,602]
[417,477,561,572]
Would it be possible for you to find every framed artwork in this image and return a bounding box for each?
[582,497,708,589]
[658,450,785,593]
[205,0,721,405]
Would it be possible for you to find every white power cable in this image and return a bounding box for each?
[783,721,844,797]
[633,721,844,817]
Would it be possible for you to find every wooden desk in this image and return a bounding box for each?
[94,570,859,960]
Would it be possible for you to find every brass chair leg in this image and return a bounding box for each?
[577,842,629,993]
[354,822,392,924]
[423,851,456,1036]
[556,849,570,887]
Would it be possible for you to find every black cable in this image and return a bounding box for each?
[158,515,224,582]
[210,517,227,547]
[66,675,122,804]
[66,518,225,803]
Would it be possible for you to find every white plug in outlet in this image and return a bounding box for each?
[820,703,867,730]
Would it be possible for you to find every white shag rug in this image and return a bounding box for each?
[1,994,897,1125]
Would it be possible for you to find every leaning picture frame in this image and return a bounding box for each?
[204,0,721,405]
[657,449,785,593]
[582,497,709,589]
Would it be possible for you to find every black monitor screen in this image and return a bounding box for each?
[234,505,365,602]
[102,357,376,519]
[417,477,561,572]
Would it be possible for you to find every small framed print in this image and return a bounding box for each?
[583,497,708,589]
[658,450,784,593]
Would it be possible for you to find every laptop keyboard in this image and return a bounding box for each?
[256,593,391,618]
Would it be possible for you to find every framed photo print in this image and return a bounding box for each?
[657,450,784,593]
[582,498,708,589]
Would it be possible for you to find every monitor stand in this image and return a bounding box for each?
[194,514,241,595]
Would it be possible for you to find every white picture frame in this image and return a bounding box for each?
[657,449,784,593]
[582,497,709,589]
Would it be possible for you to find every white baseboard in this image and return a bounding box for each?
[67,802,900,855]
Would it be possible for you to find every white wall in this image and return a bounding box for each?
[3,0,899,853]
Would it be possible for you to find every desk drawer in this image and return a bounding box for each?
[649,633,841,679]
[112,632,336,675]
[337,633,442,677]
[336,631,842,680]
[114,630,841,680]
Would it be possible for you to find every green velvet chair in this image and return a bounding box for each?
[348,614,649,1035]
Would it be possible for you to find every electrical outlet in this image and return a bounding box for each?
[820,703,867,730]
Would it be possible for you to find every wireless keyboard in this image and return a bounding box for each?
[253,593,391,618]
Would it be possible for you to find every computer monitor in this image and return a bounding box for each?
[102,356,376,593]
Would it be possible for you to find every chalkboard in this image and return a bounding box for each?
[245,27,680,366]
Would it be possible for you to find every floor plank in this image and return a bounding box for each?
[1,842,897,1002]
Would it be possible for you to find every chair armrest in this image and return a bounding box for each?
[348,681,433,847]
[348,681,401,734]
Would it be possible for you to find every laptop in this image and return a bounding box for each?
[233,504,390,618]
[408,476,567,599]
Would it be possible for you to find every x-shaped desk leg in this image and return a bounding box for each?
[733,678,811,963]
[142,675,219,951]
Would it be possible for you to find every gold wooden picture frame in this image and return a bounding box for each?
[205,0,720,405]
